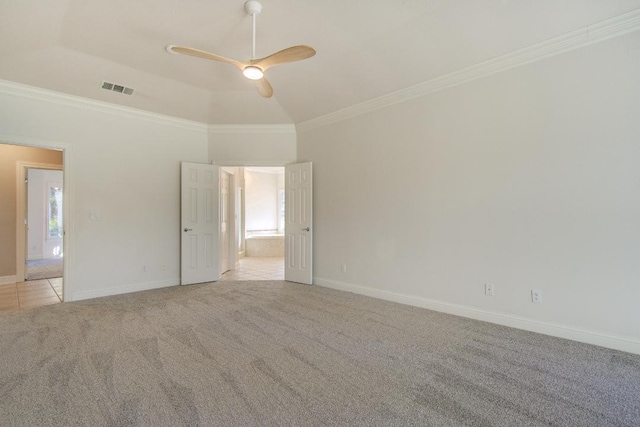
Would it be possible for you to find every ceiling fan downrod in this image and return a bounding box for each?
[243,1,264,79]
[166,0,315,97]
[245,1,262,59]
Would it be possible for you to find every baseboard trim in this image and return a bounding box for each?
[71,278,179,302]
[314,277,640,355]
[0,275,18,285]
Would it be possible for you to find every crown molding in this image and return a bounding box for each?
[212,160,293,167]
[0,79,208,133]
[208,124,296,134]
[296,8,640,134]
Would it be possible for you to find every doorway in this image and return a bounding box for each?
[0,143,65,310]
[220,166,285,281]
[25,167,64,281]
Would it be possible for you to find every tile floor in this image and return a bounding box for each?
[0,277,63,312]
[220,256,284,281]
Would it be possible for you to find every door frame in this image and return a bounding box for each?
[218,162,282,270]
[220,167,237,274]
[18,162,63,282]
[216,163,283,271]
[213,161,311,283]
[1,135,72,302]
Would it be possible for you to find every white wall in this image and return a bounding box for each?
[297,33,640,353]
[27,168,63,260]
[0,81,209,301]
[208,125,296,166]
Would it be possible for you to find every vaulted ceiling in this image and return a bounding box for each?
[2,1,639,125]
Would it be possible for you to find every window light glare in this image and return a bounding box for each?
[243,66,264,80]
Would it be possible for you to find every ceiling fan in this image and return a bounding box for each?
[166,0,316,98]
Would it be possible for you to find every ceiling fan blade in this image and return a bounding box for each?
[166,45,247,70]
[255,77,273,98]
[252,45,316,71]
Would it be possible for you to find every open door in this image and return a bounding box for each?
[220,169,231,275]
[181,162,220,285]
[15,160,64,284]
[25,168,64,281]
[285,162,312,284]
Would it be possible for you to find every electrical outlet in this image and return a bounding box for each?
[485,283,494,296]
[340,264,347,273]
[531,289,542,303]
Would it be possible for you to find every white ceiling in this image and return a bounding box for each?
[2,1,639,125]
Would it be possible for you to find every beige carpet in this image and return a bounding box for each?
[25,257,63,280]
[0,280,638,426]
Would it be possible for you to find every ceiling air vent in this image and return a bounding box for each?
[101,81,134,95]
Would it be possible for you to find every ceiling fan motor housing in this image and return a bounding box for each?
[244,1,262,16]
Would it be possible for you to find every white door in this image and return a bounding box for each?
[26,169,64,261]
[285,162,313,284]
[181,162,220,285]
[220,170,231,274]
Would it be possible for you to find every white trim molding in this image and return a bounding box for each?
[314,277,640,356]
[212,160,293,167]
[297,8,640,133]
[0,275,18,285]
[0,80,208,133]
[208,124,296,134]
[71,278,179,302]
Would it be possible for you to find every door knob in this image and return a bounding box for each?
[302,227,310,231]
[184,228,193,232]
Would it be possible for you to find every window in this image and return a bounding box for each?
[48,185,63,238]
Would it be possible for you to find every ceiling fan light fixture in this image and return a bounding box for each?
[243,66,264,80]
[167,0,314,98]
